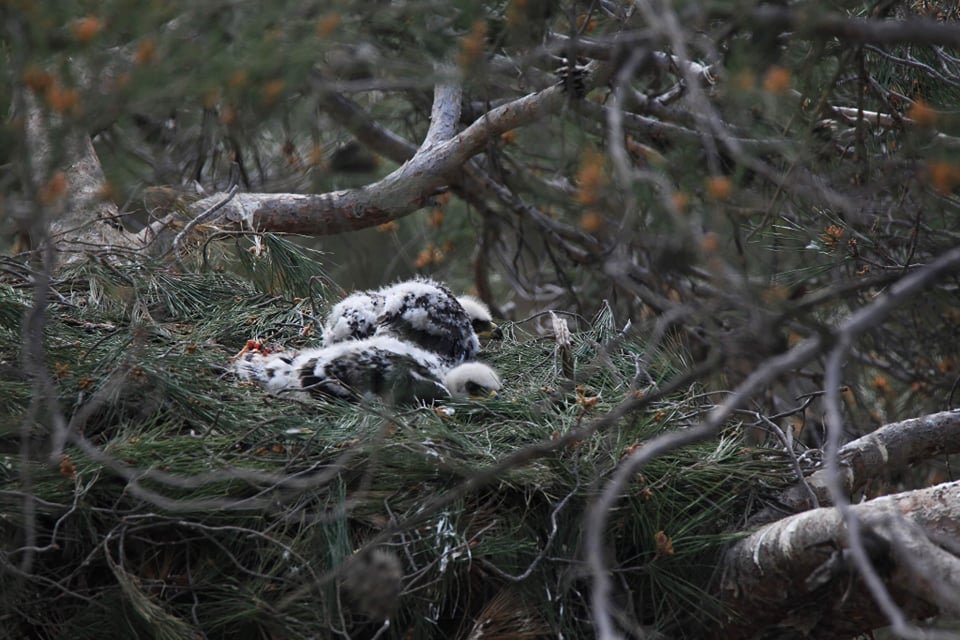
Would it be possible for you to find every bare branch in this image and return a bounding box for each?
[170,184,238,262]
[188,67,591,236]
[423,68,462,146]
[316,91,417,162]
[718,481,960,640]
[751,410,960,525]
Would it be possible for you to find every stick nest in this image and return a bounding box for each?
[0,237,792,639]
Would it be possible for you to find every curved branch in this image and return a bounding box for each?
[189,69,584,236]
[717,481,960,640]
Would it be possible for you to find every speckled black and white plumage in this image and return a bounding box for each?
[376,279,480,365]
[235,336,501,404]
[320,278,485,365]
[291,336,450,404]
[232,346,297,394]
[293,337,501,403]
[321,290,386,344]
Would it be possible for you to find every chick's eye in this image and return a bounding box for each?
[465,381,485,395]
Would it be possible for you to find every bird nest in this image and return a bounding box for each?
[0,237,792,639]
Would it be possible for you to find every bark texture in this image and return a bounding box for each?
[23,93,143,259]
[717,480,960,639]
[750,410,960,526]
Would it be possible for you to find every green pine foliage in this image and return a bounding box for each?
[0,239,792,639]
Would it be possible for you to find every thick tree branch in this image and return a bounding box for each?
[750,410,960,526]
[318,88,605,269]
[423,69,461,145]
[586,244,960,639]
[717,481,960,640]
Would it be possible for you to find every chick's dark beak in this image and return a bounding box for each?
[463,380,499,400]
[474,321,502,341]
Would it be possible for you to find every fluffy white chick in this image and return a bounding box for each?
[291,336,450,404]
[443,361,502,399]
[231,340,298,394]
[321,290,386,345]
[455,295,500,340]
[290,336,502,404]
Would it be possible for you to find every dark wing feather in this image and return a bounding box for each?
[296,339,448,404]
[377,284,479,364]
